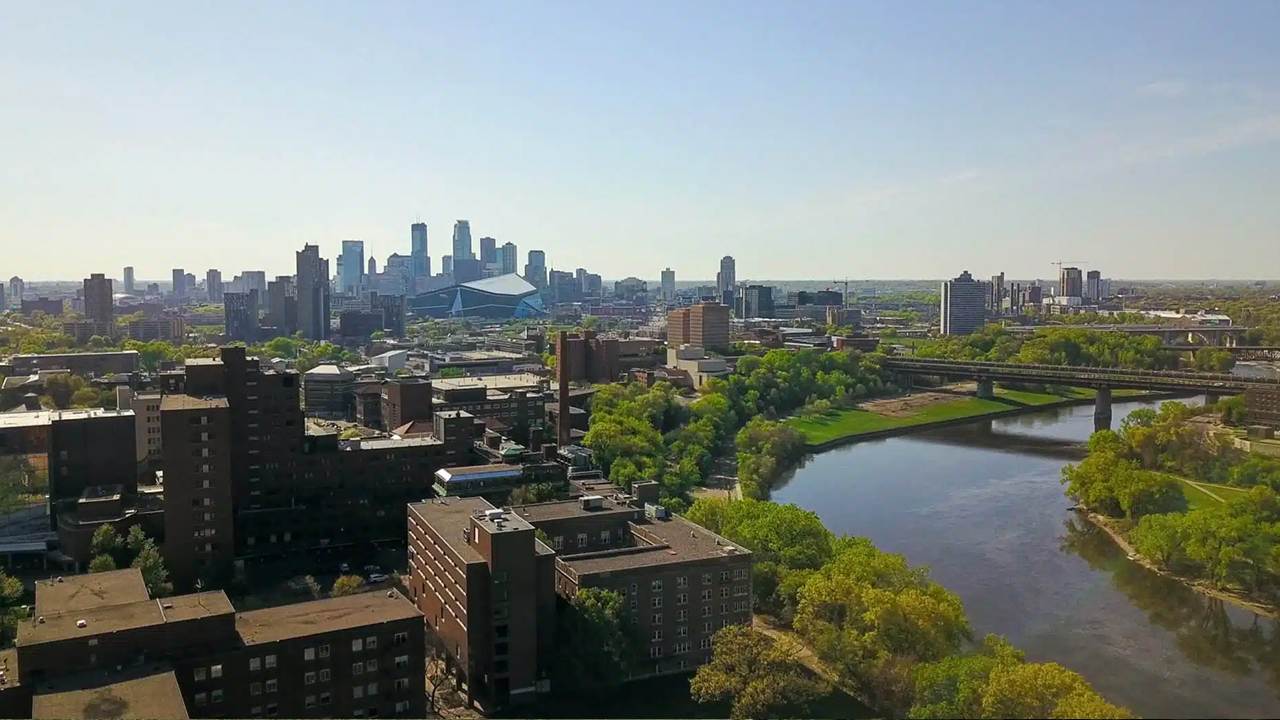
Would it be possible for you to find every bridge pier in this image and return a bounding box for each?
[976,379,994,399]
[1094,387,1112,432]
[1205,392,1220,406]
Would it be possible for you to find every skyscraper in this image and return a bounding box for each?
[171,268,186,299]
[266,276,297,336]
[206,269,223,302]
[940,271,987,336]
[368,256,377,277]
[716,256,736,307]
[452,220,473,261]
[1085,270,1103,301]
[524,250,547,289]
[7,277,23,309]
[499,242,518,275]
[411,222,429,278]
[989,272,1005,312]
[83,273,113,323]
[661,268,675,301]
[340,240,365,294]
[224,290,259,342]
[122,266,135,295]
[1058,267,1083,298]
[441,255,453,276]
[296,244,331,340]
[479,236,497,266]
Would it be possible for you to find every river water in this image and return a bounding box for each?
[773,396,1280,719]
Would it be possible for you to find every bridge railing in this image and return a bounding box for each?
[882,357,1280,388]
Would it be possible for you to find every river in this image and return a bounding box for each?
[772,395,1280,719]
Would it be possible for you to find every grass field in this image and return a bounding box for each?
[790,397,1018,445]
[1174,476,1251,511]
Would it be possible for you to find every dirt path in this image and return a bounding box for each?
[1182,479,1227,503]
[857,383,975,418]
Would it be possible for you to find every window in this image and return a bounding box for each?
[651,628,663,641]
[649,645,663,658]
[249,657,262,672]
[553,536,564,550]
[251,706,262,716]
[353,661,365,676]
[702,573,712,585]
[702,605,712,618]
[367,682,378,695]
[395,655,409,670]
[265,679,278,694]
[677,625,688,638]
[701,589,712,602]
[211,689,224,704]
[700,637,713,650]
[193,668,207,682]
[194,692,208,706]
[676,575,688,588]
[651,613,662,625]
[677,593,687,606]
[366,636,378,650]
[319,644,331,658]
[304,647,315,661]
[367,659,378,672]
[651,579,663,593]
[734,568,748,581]
[250,682,263,696]
[395,678,409,692]
[305,672,316,685]
[651,595,663,608]
[630,582,638,596]
[395,700,410,713]
[266,703,278,717]
[703,622,713,634]
[265,654,277,669]
[353,686,365,700]
[721,587,730,598]
[305,695,317,709]
[320,669,332,682]
[675,642,691,654]
[599,529,611,544]
[576,532,587,548]
[720,571,730,582]
[393,631,409,646]
[352,638,364,652]
[320,692,332,705]
[721,603,729,614]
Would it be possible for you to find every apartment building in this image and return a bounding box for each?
[406,482,752,710]
[0,568,425,719]
[666,302,730,353]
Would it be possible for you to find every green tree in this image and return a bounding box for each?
[550,588,640,691]
[131,539,173,597]
[910,635,1024,719]
[90,525,124,565]
[690,625,827,720]
[980,662,1131,719]
[88,554,118,573]
[0,569,24,643]
[331,574,366,597]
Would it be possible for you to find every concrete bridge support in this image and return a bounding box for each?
[976,379,995,399]
[1094,387,1112,432]
[1205,392,1220,406]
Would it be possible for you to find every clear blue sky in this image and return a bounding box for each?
[3,1,1279,282]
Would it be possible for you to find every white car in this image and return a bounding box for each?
[366,572,390,584]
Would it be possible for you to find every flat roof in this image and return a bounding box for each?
[12,350,139,359]
[558,515,750,575]
[0,408,134,429]
[350,435,442,450]
[184,357,223,366]
[513,496,638,523]
[304,364,354,378]
[160,395,229,411]
[236,589,421,645]
[20,591,233,646]
[432,373,545,392]
[32,667,189,720]
[34,569,149,614]
[435,464,522,483]
[409,497,493,564]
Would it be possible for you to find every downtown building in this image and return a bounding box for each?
[940,270,987,336]
[667,302,731,353]
[405,480,752,710]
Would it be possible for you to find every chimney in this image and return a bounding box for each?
[557,331,571,447]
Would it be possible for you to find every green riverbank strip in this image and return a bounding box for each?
[790,387,1158,447]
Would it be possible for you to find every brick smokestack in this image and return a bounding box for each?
[557,330,572,447]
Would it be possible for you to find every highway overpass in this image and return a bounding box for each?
[1003,324,1251,347]
[882,357,1280,429]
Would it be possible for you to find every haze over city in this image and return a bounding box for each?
[4,1,1280,280]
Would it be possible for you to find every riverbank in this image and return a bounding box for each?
[1077,509,1280,621]
[789,387,1171,451]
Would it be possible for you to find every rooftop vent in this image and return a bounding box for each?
[36,616,45,624]
[483,508,507,522]
[161,602,174,609]
[580,495,605,511]
[75,619,87,628]
[55,577,64,583]
[386,591,396,598]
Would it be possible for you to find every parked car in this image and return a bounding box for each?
[366,572,390,584]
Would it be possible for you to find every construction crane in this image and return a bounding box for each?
[1050,260,1087,271]
[833,278,851,307]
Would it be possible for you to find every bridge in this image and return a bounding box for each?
[1003,324,1251,347]
[882,357,1280,430]
[1163,345,1280,361]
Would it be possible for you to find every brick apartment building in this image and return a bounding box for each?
[0,568,425,719]
[406,481,752,709]
[666,302,731,353]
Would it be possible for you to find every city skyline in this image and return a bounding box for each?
[4,2,1280,280]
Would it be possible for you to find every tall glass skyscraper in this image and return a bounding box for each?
[340,240,364,294]
[452,220,473,261]
[411,223,428,278]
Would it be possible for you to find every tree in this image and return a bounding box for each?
[331,574,366,597]
[0,569,24,643]
[91,525,124,565]
[131,540,173,597]
[690,626,826,720]
[910,635,1024,719]
[550,588,640,691]
[88,554,118,573]
[980,662,1131,718]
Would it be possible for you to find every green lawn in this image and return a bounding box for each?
[1171,475,1251,511]
[790,397,1018,445]
[994,388,1072,406]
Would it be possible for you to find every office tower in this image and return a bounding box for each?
[479,236,497,266]
[667,302,731,352]
[0,283,5,314]
[122,266,135,294]
[451,257,483,283]
[185,273,197,297]
[499,242,517,275]
[548,270,578,303]
[266,276,297,336]
[1086,270,1102,301]
[368,256,378,277]
[171,268,186,299]
[370,292,407,338]
[524,250,547,288]
[411,222,429,278]
[716,256,736,307]
[296,244,331,340]
[661,268,675,300]
[1059,266,1083,298]
[223,290,260,342]
[341,240,365,294]
[6,277,21,309]
[441,255,453,276]
[581,272,602,298]
[736,284,773,319]
[452,220,473,260]
[206,269,223,302]
[988,273,1005,312]
[940,270,987,336]
[83,273,114,323]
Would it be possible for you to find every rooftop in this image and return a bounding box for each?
[0,408,134,429]
[235,589,421,645]
[159,395,229,411]
[32,666,189,720]
[184,357,222,366]
[558,515,750,575]
[34,569,149,614]
[432,373,545,392]
[305,364,355,378]
[513,496,638,524]
[348,435,442,451]
[435,464,522,483]
[19,591,233,646]
[409,497,494,564]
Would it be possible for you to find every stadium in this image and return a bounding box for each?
[407,273,547,319]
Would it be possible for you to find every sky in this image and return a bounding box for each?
[3,1,1280,282]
